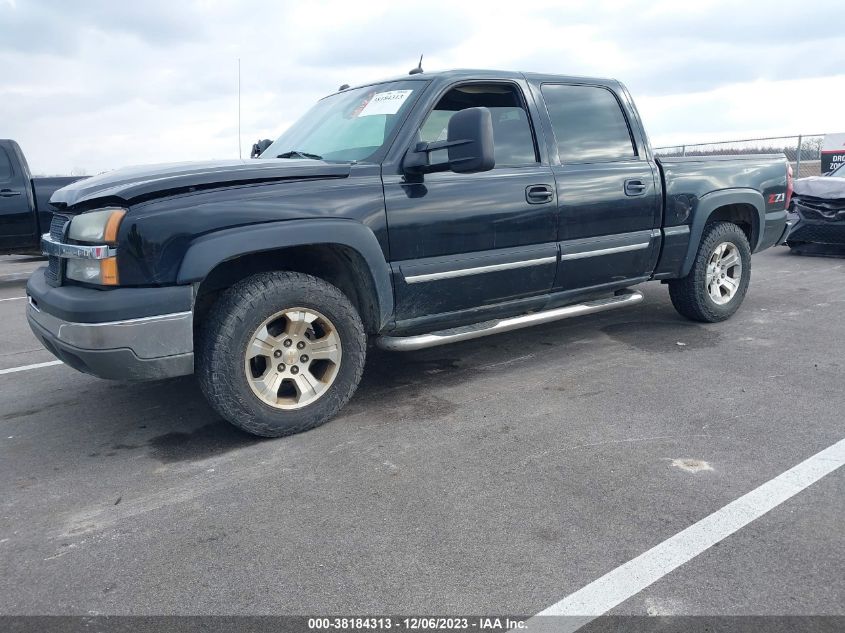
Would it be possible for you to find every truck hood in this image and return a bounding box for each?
[50,158,352,208]
[793,176,845,201]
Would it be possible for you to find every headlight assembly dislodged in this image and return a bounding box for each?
[65,208,126,285]
[67,208,126,244]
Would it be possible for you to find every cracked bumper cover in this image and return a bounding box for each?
[787,199,845,245]
[26,268,194,381]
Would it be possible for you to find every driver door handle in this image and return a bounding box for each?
[526,184,554,204]
[0,189,22,197]
[624,179,648,196]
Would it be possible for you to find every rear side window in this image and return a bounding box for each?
[0,147,13,182]
[541,84,636,164]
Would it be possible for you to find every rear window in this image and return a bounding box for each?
[541,84,636,164]
[0,147,13,182]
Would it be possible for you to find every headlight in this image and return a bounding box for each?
[67,208,126,244]
[65,207,126,285]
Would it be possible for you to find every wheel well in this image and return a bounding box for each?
[193,245,381,334]
[707,203,758,248]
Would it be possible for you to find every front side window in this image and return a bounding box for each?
[419,83,538,166]
[260,80,423,163]
[542,84,636,164]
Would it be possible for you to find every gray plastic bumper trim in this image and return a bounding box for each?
[28,300,193,359]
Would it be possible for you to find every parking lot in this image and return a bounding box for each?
[1,248,843,622]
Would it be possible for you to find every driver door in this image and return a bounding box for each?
[383,81,558,324]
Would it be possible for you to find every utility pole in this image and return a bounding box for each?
[238,58,242,160]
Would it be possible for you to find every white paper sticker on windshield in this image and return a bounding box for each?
[358,90,413,117]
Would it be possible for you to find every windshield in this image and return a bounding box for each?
[260,80,424,163]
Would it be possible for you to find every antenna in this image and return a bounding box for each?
[408,54,424,75]
[238,58,242,160]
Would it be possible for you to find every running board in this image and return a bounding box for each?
[376,289,644,352]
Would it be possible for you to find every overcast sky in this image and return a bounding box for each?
[2,0,843,175]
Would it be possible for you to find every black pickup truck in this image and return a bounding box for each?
[0,139,83,255]
[27,69,791,437]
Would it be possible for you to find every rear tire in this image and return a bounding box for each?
[668,222,752,323]
[198,272,366,438]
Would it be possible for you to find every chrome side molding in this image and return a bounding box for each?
[560,241,650,261]
[376,289,643,352]
[404,255,557,284]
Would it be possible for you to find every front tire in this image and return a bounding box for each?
[668,222,752,323]
[198,272,367,437]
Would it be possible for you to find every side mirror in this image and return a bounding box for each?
[403,107,495,175]
[251,139,273,159]
[446,107,495,173]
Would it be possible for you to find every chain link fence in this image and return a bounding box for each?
[655,134,826,178]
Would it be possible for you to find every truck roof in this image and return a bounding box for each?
[332,68,621,97]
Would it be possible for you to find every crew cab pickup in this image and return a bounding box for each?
[27,69,791,437]
[0,139,84,255]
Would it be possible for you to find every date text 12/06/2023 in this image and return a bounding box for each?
[306,616,528,630]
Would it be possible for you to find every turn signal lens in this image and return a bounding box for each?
[103,209,126,244]
[101,257,119,285]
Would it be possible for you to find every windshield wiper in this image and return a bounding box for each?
[276,150,323,160]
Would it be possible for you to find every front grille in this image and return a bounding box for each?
[789,223,845,245]
[45,213,70,285]
[50,213,69,240]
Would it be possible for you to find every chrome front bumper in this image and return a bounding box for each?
[27,300,194,381]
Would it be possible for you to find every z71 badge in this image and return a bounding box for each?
[768,193,786,204]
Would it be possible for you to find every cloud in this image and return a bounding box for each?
[0,0,842,174]
[0,0,204,54]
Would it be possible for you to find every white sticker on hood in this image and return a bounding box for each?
[358,90,413,117]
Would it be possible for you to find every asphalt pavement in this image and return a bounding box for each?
[0,248,842,622]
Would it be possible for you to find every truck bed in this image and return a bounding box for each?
[656,153,789,244]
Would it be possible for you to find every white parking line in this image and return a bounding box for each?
[0,296,26,302]
[0,360,63,375]
[524,437,845,632]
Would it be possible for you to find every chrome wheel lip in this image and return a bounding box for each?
[705,241,742,306]
[244,306,342,410]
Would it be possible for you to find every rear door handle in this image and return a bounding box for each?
[624,179,648,196]
[526,184,554,204]
[0,189,22,197]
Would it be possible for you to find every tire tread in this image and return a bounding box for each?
[668,222,752,323]
[197,271,366,437]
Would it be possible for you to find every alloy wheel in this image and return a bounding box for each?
[244,307,342,409]
[705,242,742,305]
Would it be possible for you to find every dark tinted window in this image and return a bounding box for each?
[542,84,635,163]
[0,148,13,181]
[420,83,538,166]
